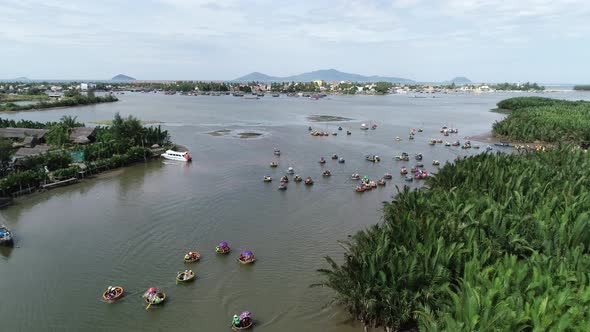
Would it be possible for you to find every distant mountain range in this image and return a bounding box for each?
[111,74,135,81]
[234,69,415,83]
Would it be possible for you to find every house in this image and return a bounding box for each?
[14,145,51,158]
[0,128,48,142]
[69,127,97,144]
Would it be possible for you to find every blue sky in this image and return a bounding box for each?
[1,0,589,83]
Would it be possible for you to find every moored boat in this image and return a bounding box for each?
[280,176,289,183]
[270,162,278,168]
[338,158,345,164]
[384,173,393,179]
[102,286,124,302]
[263,176,272,182]
[0,224,13,246]
[351,173,360,180]
[278,182,288,190]
[432,160,440,166]
[293,175,302,182]
[331,154,338,160]
[273,148,281,156]
[304,177,314,185]
[355,185,365,192]
[319,157,326,164]
[161,150,192,162]
[286,167,294,174]
[322,170,332,177]
[377,179,386,186]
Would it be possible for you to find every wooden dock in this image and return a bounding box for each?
[41,178,78,190]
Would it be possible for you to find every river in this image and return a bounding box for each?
[0,90,588,331]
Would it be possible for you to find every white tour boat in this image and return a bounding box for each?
[161,150,192,162]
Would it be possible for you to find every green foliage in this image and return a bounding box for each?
[374,82,393,94]
[317,146,590,331]
[45,125,69,146]
[0,137,12,166]
[492,97,590,143]
[52,166,79,180]
[0,170,48,195]
[20,151,73,171]
[492,82,545,91]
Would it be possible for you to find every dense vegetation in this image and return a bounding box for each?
[317,147,590,331]
[318,97,590,331]
[491,82,544,91]
[0,93,117,112]
[574,85,590,91]
[492,97,590,143]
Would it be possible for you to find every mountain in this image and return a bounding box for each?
[234,69,414,83]
[111,74,136,81]
[446,76,472,85]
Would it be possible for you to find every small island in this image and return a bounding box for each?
[307,115,352,122]
[0,90,118,112]
[574,85,590,91]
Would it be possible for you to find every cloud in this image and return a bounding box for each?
[0,0,588,82]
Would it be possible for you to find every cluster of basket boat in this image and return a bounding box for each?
[101,242,255,330]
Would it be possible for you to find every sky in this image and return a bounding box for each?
[1,0,589,83]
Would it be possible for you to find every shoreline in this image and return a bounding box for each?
[0,99,118,113]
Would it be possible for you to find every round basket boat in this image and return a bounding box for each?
[176,271,196,283]
[144,292,166,305]
[102,286,124,302]
[232,320,254,330]
[239,257,256,264]
[184,252,201,263]
[216,247,231,254]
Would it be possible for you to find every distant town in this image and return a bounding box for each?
[0,80,548,102]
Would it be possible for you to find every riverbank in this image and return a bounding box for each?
[0,94,118,112]
[0,94,49,102]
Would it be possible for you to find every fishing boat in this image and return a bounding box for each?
[216,241,231,254]
[395,136,401,141]
[278,182,288,190]
[273,148,281,156]
[332,132,337,136]
[360,123,369,130]
[486,145,493,151]
[318,157,326,164]
[308,126,312,131]
[231,311,254,330]
[384,173,393,179]
[400,167,408,175]
[176,270,196,283]
[338,126,343,131]
[494,143,512,147]
[418,128,423,132]
[355,185,365,192]
[436,139,443,143]
[0,224,13,246]
[371,123,377,130]
[143,288,166,308]
[404,176,414,182]
[161,150,192,162]
[416,162,424,168]
[444,141,451,146]
[263,176,272,182]
[322,170,332,177]
[184,251,201,263]
[273,93,280,97]
[304,177,314,185]
[452,141,460,147]
[270,162,278,168]
[415,153,423,161]
[428,139,436,145]
[280,176,289,183]
[331,154,338,160]
[239,250,255,264]
[351,173,360,180]
[432,160,440,166]
[346,130,352,135]
[377,179,386,186]
[408,134,414,140]
[293,175,302,182]
[366,155,380,162]
[286,167,294,174]
[102,286,124,302]
[338,158,345,164]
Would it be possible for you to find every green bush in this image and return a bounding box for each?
[52,166,79,180]
[0,170,48,195]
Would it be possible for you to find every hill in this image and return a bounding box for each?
[234,69,414,83]
[446,76,472,85]
[111,74,136,81]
